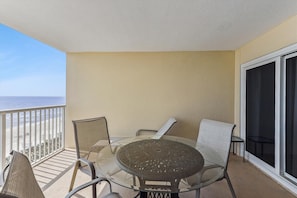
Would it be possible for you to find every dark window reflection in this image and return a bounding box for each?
[286,55,297,178]
[246,62,275,167]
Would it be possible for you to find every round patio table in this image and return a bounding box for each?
[116,138,204,197]
[96,135,223,198]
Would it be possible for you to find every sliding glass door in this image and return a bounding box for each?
[241,44,297,190]
[246,62,275,167]
[285,53,297,182]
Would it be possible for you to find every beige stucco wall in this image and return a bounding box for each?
[234,15,297,135]
[65,51,234,147]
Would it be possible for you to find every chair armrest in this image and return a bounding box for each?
[200,164,223,174]
[69,158,97,193]
[136,129,157,136]
[66,177,112,198]
[199,164,225,186]
[184,164,224,187]
[77,158,96,179]
[66,178,122,198]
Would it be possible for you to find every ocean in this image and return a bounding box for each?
[0,96,65,111]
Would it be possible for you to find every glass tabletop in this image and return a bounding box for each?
[95,135,224,194]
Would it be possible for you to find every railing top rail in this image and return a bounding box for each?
[0,105,66,113]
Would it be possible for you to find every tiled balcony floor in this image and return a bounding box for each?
[36,150,297,198]
[33,149,77,191]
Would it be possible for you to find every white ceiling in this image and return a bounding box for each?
[0,0,297,52]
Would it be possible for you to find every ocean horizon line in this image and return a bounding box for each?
[0,96,66,111]
[0,95,66,97]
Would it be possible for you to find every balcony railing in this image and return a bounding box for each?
[0,105,65,168]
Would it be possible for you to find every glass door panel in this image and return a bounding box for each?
[246,62,275,167]
[285,53,297,180]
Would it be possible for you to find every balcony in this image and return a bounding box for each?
[0,106,296,197]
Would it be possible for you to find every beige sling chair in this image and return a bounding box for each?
[186,119,236,198]
[0,151,121,198]
[69,116,117,198]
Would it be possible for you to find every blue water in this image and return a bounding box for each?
[0,96,65,111]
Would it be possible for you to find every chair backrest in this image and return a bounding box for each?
[152,117,177,139]
[1,151,45,198]
[73,117,110,159]
[196,119,235,168]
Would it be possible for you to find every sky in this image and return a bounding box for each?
[0,24,66,97]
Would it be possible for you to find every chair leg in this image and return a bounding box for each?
[195,188,200,198]
[69,161,80,192]
[70,161,97,198]
[92,184,97,198]
[224,172,236,198]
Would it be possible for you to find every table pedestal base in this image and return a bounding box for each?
[140,191,179,198]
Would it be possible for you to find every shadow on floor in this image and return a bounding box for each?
[40,150,297,198]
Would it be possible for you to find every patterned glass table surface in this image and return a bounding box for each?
[96,135,224,194]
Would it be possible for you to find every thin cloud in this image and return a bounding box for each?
[0,74,65,96]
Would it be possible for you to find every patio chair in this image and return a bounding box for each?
[188,119,236,198]
[1,151,122,198]
[69,117,112,197]
[136,117,177,139]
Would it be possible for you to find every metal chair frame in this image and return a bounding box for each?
[69,116,112,198]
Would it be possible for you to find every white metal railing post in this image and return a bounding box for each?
[62,107,65,148]
[34,110,37,162]
[43,109,46,157]
[46,108,49,154]
[39,109,42,160]
[29,111,32,161]
[0,113,7,169]
[17,112,20,151]
[23,111,26,154]
[10,113,13,152]
[55,108,58,151]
